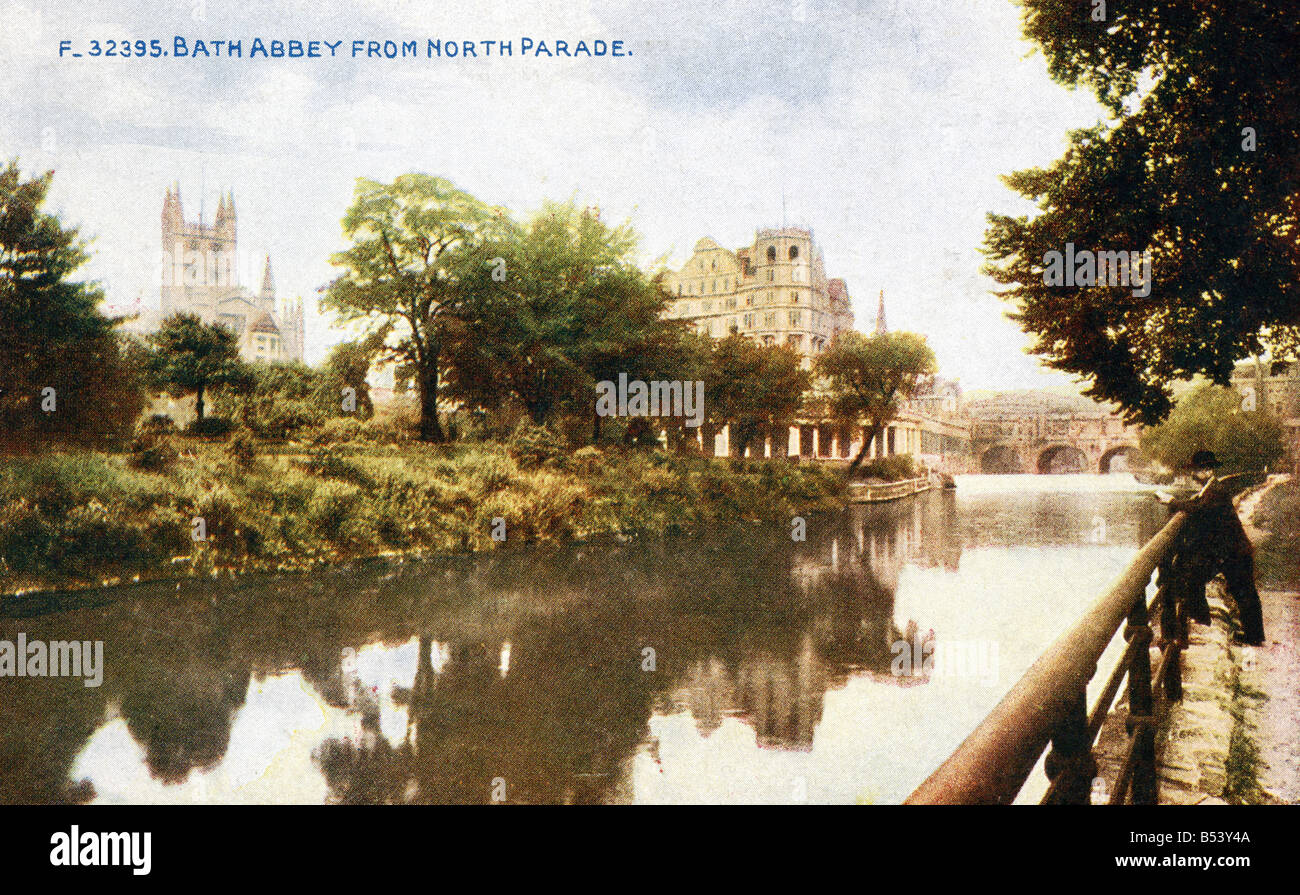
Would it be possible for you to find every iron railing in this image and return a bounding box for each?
[905,510,1190,805]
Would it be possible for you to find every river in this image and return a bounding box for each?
[0,474,1195,804]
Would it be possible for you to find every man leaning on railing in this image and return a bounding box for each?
[1155,450,1266,647]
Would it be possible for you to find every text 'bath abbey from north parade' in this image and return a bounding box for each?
[160,184,305,363]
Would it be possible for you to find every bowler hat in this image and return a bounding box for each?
[1186,450,1223,470]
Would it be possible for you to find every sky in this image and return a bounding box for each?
[0,0,1109,391]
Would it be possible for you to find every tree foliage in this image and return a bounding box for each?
[984,2,1300,424]
[321,174,506,442]
[445,201,680,437]
[1139,384,1284,473]
[0,160,147,450]
[814,330,936,473]
[147,312,250,423]
[707,334,810,457]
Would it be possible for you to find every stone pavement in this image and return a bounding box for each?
[1092,476,1298,804]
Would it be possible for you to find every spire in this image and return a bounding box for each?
[260,255,275,297]
[875,289,888,335]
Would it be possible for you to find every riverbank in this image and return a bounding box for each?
[0,439,847,598]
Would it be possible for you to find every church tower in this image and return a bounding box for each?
[875,290,888,335]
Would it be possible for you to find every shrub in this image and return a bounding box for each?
[127,430,179,472]
[853,455,916,482]
[226,429,258,468]
[506,421,566,470]
[184,416,234,438]
[311,417,363,446]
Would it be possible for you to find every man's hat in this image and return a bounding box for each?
[1186,449,1223,471]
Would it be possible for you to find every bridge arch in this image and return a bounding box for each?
[1036,444,1088,474]
[980,444,1022,474]
[1099,444,1142,474]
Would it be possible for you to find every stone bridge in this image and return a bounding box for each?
[966,393,1143,474]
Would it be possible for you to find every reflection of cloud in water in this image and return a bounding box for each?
[72,674,343,803]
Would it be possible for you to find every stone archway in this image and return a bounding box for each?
[1037,444,1089,474]
[1099,444,1142,474]
[980,444,1022,474]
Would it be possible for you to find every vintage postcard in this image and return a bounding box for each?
[0,0,1295,873]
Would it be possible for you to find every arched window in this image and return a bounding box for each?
[789,245,799,260]
[766,245,776,262]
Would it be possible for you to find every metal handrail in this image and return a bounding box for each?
[904,510,1189,805]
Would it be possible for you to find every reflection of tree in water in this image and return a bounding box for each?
[119,667,250,784]
[2,497,955,803]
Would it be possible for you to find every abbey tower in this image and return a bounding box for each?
[160,184,304,363]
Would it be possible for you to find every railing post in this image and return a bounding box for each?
[1124,589,1158,804]
[1044,687,1096,804]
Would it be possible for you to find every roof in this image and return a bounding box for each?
[249,311,280,334]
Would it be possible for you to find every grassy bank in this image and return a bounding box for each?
[0,433,846,596]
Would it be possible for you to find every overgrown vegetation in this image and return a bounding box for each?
[0,434,845,595]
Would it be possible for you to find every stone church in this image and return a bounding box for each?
[160,184,304,363]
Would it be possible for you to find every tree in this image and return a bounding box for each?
[319,337,381,420]
[708,335,810,458]
[148,312,249,424]
[0,160,146,450]
[814,331,936,475]
[1139,384,1284,473]
[984,2,1300,424]
[321,174,504,442]
[446,201,678,440]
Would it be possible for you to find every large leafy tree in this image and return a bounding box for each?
[0,160,146,450]
[446,201,679,439]
[1140,384,1283,473]
[984,2,1300,424]
[148,312,249,423]
[814,331,936,475]
[322,174,504,442]
[708,335,810,458]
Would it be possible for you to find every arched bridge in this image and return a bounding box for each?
[966,394,1143,474]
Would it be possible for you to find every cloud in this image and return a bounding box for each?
[1,0,1107,389]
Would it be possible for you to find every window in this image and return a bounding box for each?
[767,271,774,282]
[677,284,682,295]
[728,318,739,335]
[789,309,802,325]
[725,296,737,310]
[791,291,800,303]
[712,280,718,292]
[764,312,776,327]
[711,259,717,270]
[766,245,776,262]
[789,245,799,260]
[703,300,713,312]
[742,258,753,276]
[743,313,755,329]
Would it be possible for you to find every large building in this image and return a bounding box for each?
[660,227,854,365]
[160,185,304,364]
[1231,358,1300,471]
[656,227,969,471]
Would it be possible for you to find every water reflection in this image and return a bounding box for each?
[0,475,1171,804]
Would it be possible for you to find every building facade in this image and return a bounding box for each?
[1230,358,1300,471]
[160,184,304,364]
[660,227,854,365]
[657,227,969,471]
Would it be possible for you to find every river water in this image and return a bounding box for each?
[0,474,1206,804]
